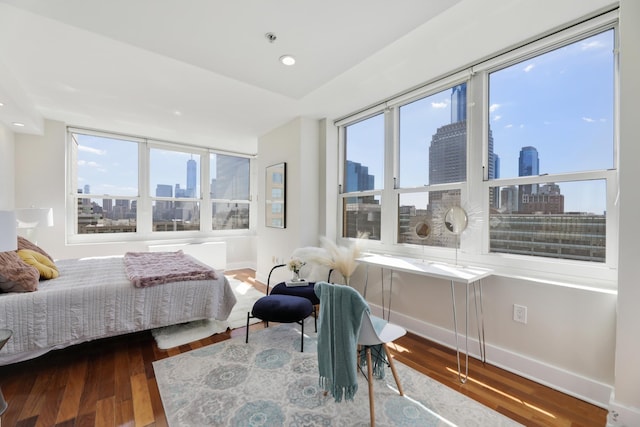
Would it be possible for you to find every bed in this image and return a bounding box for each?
[0,253,236,366]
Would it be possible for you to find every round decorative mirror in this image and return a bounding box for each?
[444,206,468,234]
[414,221,431,239]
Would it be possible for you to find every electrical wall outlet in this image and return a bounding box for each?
[513,304,528,324]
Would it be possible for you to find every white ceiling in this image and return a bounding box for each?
[0,0,462,153]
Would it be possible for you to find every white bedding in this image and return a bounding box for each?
[0,255,236,365]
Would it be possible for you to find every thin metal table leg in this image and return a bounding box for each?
[451,280,470,383]
[363,265,369,299]
[388,271,393,322]
[380,268,385,319]
[473,280,486,363]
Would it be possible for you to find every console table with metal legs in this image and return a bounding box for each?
[357,254,492,383]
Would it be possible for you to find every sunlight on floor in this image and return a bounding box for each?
[445,366,557,419]
[387,341,410,354]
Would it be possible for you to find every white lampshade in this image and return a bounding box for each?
[0,210,18,252]
[15,208,54,229]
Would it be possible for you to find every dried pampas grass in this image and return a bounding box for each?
[315,235,367,285]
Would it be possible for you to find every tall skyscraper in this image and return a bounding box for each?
[345,160,374,193]
[518,146,539,198]
[451,84,467,123]
[186,158,197,197]
[429,121,467,184]
[211,155,249,200]
[518,146,539,177]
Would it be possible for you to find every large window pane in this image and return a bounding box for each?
[488,30,614,180]
[77,197,136,234]
[210,154,249,200]
[345,114,384,191]
[490,180,606,262]
[343,195,381,240]
[152,201,200,231]
[212,202,250,230]
[399,84,467,187]
[398,191,461,248]
[150,148,201,232]
[210,153,250,230]
[72,131,138,234]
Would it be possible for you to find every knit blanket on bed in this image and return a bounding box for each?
[124,251,218,288]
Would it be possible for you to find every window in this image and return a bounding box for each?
[337,14,618,284]
[210,153,250,230]
[397,84,467,247]
[70,129,139,234]
[341,113,384,240]
[150,147,201,232]
[487,30,614,262]
[69,128,254,240]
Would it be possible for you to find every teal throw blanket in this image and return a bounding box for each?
[314,281,369,402]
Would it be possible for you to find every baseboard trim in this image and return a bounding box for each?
[369,303,612,410]
[607,397,640,426]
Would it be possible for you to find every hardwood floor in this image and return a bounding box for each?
[0,269,607,426]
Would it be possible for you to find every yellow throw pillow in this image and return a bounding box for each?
[17,249,59,279]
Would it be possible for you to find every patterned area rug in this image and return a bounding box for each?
[153,319,522,426]
[151,276,264,349]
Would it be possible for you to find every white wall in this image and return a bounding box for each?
[610,0,640,424]
[0,123,15,209]
[256,117,320,284]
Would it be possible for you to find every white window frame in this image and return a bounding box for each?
[336,11,619,289]
[67,127,256,244]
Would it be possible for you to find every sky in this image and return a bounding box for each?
[75,136,215,199]
[346,29,614,215]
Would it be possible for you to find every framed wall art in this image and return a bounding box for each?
[265,162,286,228]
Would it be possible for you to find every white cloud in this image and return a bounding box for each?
[581,40,605,50]
[505,124,513,129]
[78,160,101,168]
[489,103,500,113]
[431,101,447,109]
[78,145,106,155]
[523,64,535,72]
[582,117,595,123]
[493,115,502,121]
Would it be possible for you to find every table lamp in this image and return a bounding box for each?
[0,210,17,252]
[15,207,53,244]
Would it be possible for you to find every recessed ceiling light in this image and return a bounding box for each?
[279,55,296,66]
[12,122,25,127]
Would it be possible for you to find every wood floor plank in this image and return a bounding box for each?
[55,358,88,424]
[115,399,135,427]
[147,377,169,427]
[130,373,154,427]
[95,397,115,427]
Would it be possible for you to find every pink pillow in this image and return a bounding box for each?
[0,251,39,292]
